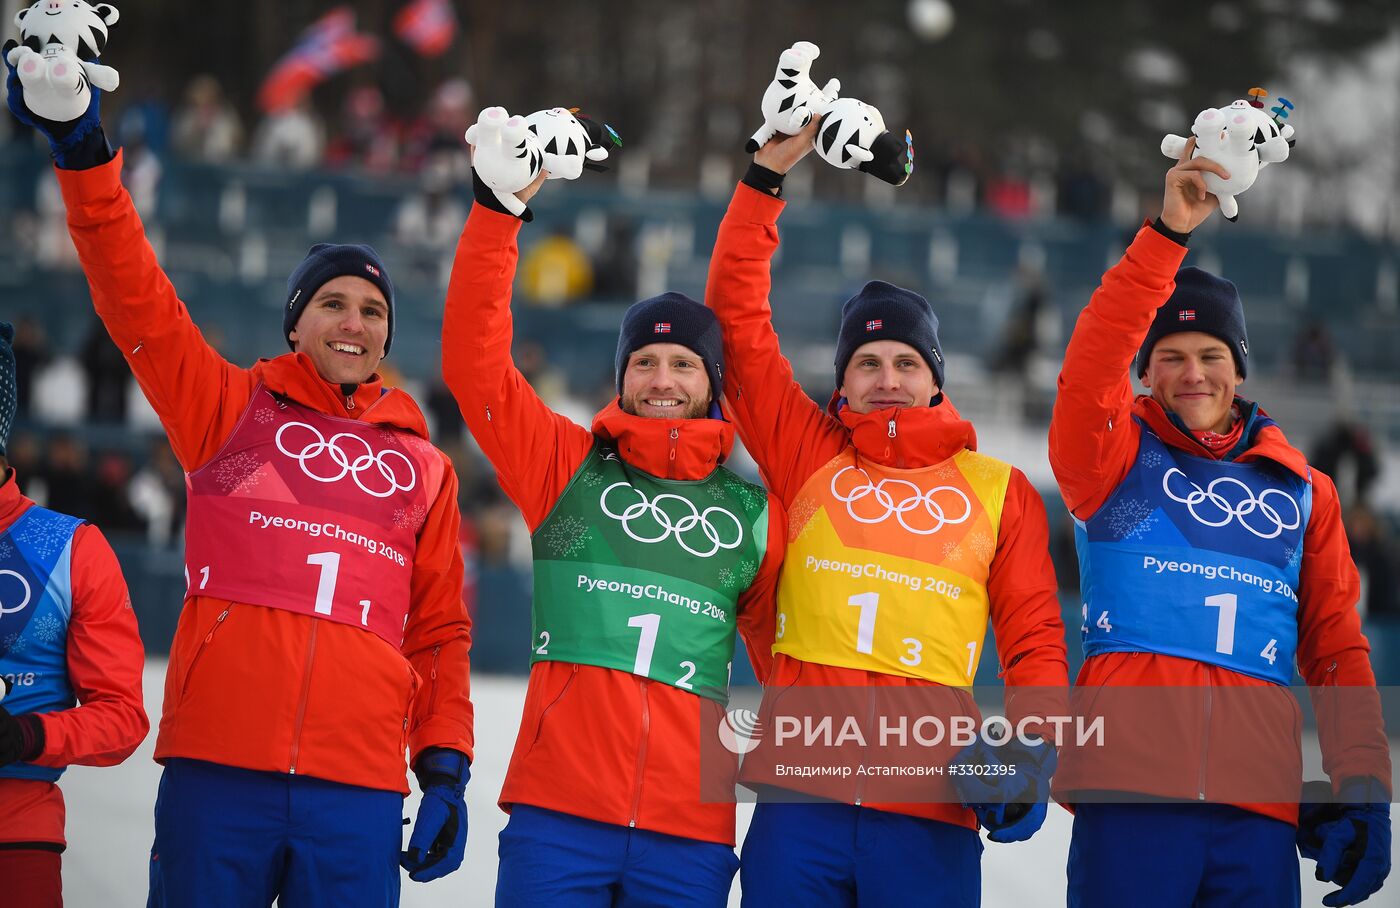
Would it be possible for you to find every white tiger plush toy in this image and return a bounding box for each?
[745,41,839,152]
[465,106,545,217]
[1161,93,1296,222]
[5,0,120,123]
[813,96,913,186]
[524,107,619,181]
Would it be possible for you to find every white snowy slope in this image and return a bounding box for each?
[58,662,1399,907]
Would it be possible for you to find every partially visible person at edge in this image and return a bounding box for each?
[705,119,1069,906]
[1048,136,1392,908]
[441,144,785,907]
[6,55,474,905]
[0,321,148,908]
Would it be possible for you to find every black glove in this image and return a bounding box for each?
[0,677,45,767]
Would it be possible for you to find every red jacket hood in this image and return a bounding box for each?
[825,392,978,469]
[1133,395,1311,482]
[591,399,735,481]
[252,352,430,439]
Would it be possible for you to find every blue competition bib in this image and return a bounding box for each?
[1074,422,1311,684]
[0,506,82,783]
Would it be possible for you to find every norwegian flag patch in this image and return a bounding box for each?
[866,319,883,331]
[365,263,381,277]
[1178,310,1196,321]
[654,323,671,334]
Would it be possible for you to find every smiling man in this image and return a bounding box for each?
[9,71,474,905]
[442,141,785,907]
[704,122,1068,906]
[1048,140,1392,907]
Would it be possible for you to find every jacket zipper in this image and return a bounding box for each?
[1197,675,1213,800]
[667,428,679,475]
[427,645,442,716]
[179,607,231,699]
[853,678,879,806]
[403,658,419,751]
[288,621,320,775]
[629,679,651,827]
[345,394,356,412]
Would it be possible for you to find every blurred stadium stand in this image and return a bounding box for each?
[3,143,1398,686]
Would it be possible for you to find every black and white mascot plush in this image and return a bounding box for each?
[524,107,621,181]
[1160,89,1295,221]
[746,41,839,152]
[465,106,544,218]
[814,96,913,186]
[5,0,120,123]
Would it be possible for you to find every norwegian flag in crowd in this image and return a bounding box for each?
[866,319,883,331]
[257,7,381,114]
[654,323,672,334]
[394,0,458,58]
[1178,310,1196,321]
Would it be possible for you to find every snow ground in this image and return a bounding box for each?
[56,661,1399,907]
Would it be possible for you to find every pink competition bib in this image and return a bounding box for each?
[184,386,444,649]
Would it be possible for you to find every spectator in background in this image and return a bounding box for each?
[400,77,474,177]
[251,97,326,171]
[5,431,44,503]
[171,75,243,163]
[130,439,185,548]
[993,265,1049,381]
[9,316,49,419]
[90,450,146,538]
[80,319,130,424]
[519,228,593,306]
[1345,502,1399,618]
[116,106,163,218]
[395,153,468,284]
[38,433,92,519]
[326,85,399,172]
[1312,420,1380,509]
[1290,318,1339,382]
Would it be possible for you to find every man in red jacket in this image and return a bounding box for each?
[1049,139,1392,907]
[8,68,474,905]
[0,321,149,908]
[443,145,785,906]
[706,122,1068,905]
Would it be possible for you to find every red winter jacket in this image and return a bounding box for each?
[706,183,1069,828]
[1048,222,1392,823]
[57,153,473,794]
[441,202,786,847]
[0,472,148,846]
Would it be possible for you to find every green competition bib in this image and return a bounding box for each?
[531,444,769,703]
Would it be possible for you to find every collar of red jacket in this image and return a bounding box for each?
[0,468,35,532]
[824,392,978,469]
[591,399,734,481]
[253,352,430,439]
[1133,395,1311,481]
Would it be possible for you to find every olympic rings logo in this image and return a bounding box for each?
[830,466,972,536]
[275,421,417,499]
[599,482,744,558]
[1161,468,1301,539]
[0,570,33,617]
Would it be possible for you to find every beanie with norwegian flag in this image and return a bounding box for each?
[834,280,945,391]
[1136,266,1248,379]
[283,243,396,355]
[614,292,724,400]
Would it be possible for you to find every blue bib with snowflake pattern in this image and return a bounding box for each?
[1074,422,1310,685]
[0,506,82,782]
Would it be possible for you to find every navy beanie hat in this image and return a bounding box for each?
[0,323,14,459]
[284,244,396,355]
[1136,267,1248,378]
[834,280,945,390]
[615,292,724,400]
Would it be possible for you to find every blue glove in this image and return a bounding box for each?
[4,39,106,168]
[949,735,1058,843]
[1298,777,1391,907]
[401,747,469,882]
